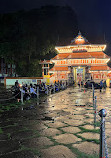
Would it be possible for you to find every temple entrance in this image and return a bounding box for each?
[73,67,85,84]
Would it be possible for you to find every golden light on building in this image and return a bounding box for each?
[42,32,111,85]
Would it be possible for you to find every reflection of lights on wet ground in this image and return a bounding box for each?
[40,87,111,155]
[48,98,52,102]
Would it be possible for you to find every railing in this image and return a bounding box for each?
[0,83,68,105]
[99,109,109,158]
[92,84,109,158]
[19,83,68,105]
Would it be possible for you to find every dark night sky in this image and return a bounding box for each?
[0,0,111,52]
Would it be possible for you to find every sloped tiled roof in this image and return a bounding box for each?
[49,66,68,71]
[51,52,109,60]
[52,53,72,60]
[67,52,91,59]
[90,65,111,71]
[89,52,109,58]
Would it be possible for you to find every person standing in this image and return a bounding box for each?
[103,80,106,89]
[100,80,103,92]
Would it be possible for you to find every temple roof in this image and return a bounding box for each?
[52,52,110,60]
[52,53,72,60]
[90,65,111,71]
[49,65,111,72]
[71,31,89,45]
[49,66,69,72]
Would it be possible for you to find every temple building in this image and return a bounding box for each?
[47,32,111,85]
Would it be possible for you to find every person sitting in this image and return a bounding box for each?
[23,86,30,101]
[30,84,37,98]
[14,80,19,89]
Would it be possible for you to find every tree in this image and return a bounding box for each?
[0,6,78,76]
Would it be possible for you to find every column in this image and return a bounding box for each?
[42,64,44,77]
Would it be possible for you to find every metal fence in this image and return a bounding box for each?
[92,84,109,158]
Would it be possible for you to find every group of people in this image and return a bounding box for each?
[13,78,107,102]
[77,78,107,91]
[13,80,67,102]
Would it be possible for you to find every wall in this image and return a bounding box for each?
[4,77,46,86]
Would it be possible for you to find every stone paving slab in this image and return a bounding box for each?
[77,132,99,140]
[40,128,61,137]
[81,124,99,130]
[61,126,81,133]
[67,115,85,120]
[41,153,70,158]
[0,134,9,141]
[106,137,111,151]
[106,122,111,129]
[1,125,27,134]
[84,110,94,113]
[21,137,54,149]
[63,119,83,126]
[53,133,81,144]
[83,118,94,123]
[18,120,41,126]
[84,114,94,118]
[27,124,48,131]
[71,111,86,115]
[106,117,111,123]
[45,121,66,128]
[106,129,111,137]
[10,130,34,140]
[72,141,99,155]
[0,121,16,127]
[41,145,77,158]
[55,116,70,122]
[43,113,59,118]
[0,140,20,155]
[0,150,39,158]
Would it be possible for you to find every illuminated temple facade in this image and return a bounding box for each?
[48,32,111,84]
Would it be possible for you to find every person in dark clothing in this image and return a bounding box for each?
[103,80,107,89]
[100,80,103,92]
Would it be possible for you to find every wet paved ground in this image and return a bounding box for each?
[0,87,111,158]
